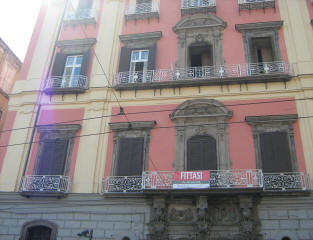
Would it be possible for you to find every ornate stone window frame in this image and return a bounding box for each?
[173,14,227,69]
[34,124,81,175]
[235,21,283,64]
[170,99,233,170]
[119,31,162,49]
[245,114,298,171]
[56,38,97,54]
[109,121,156,175]
[20,219,58,240]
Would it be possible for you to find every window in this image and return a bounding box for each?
[34,124,81,176]
[187,135,217,171]
[46,38,96,93]
[20,220,57,240]
[173,15,226,70]
[170,99,232,171]
[62,55,83,88]
[181,0,216,15]
[246,114,298,173]
[235,21,283,64]
[238,0,276,14]
[118,32,161,84]
[109,121,156,176]
[116,137,144,176]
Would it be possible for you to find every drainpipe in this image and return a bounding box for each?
[21,0,69,178]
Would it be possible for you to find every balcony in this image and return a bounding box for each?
[181,0,216,16]
[125,2,160,22]
[64,8,97,24]
[20,175,71,197]
[263,172,311,192]
[44,75,88,94]
[102,170,311,194]
[238,0,275,14]
[114,61,292,90]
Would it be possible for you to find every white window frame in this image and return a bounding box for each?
[62,55,83,88]
[129,50,149,83]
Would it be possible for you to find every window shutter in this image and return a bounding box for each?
[116,137,144,176]
[187,135,217,171]
[51,53,67,77]
[80,49,91,77]
[118,47,132,72]
[260,131,292,173]
[147,43,157,70]
[36,139,68,175]
[50,139,69,175]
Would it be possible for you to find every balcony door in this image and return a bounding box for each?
[187,135,217,171]
[62,55,83,88]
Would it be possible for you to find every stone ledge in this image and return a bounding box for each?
[114,73,292,91]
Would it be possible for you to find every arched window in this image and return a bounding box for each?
[20,220,57,240]
[187,135,217,171]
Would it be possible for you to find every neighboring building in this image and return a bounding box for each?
[0,38,21,135]
[0,0,313,240]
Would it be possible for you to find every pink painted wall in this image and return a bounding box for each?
[306,0,313,20]
[19,3,47,81]
[0,111,17,174]
[121,0,288,70]
[105,98,306,175]
[27,108,84,178]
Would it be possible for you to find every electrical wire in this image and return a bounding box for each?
[1,114,313,148]
[1,96,313,134]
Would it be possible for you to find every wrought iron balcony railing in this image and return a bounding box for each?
[181,0,216,15]
[20,175,71,194]
[102,171,311,193]
[125,2,160,21]
[114,61,292,86]
[102,176,143,193]
[238,0,275,13]
[64,8,97,23]
[44,75,88,93]
[263,172,311,191]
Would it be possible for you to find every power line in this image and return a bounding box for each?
[67,0,131,123]
[1,96,313,134]
[2,114,313,148]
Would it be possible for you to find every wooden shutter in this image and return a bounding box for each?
[187,135,217,171]
[147,43,157,70]
[36,139,68,175]
[118,47,132,72]
[116,137,144,176]
[260,131,292,173]
[51,53,67,77]
[80,49,91,77]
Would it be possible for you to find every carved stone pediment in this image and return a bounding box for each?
[170,99,232,121]
[173,14,226,32]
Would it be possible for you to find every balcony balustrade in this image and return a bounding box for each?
[64,8,97,23]
[20,175,71,196]
[114,61,292,89]
[238,0,275,13]
[102,170,310,194]
[263,172,311,191]
[181,0,216,15]
[44,75,88,94]
[125,2,160,22]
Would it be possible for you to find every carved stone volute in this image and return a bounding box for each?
[149,196,168,240]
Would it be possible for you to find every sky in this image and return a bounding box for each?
[0,0,42,62]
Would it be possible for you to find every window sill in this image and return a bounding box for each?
[43,87,88,95]
[63,17,96,25]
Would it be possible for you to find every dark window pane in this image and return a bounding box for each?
[187,135,217,171]
[260,131,292,173]
[26,226,51,240]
